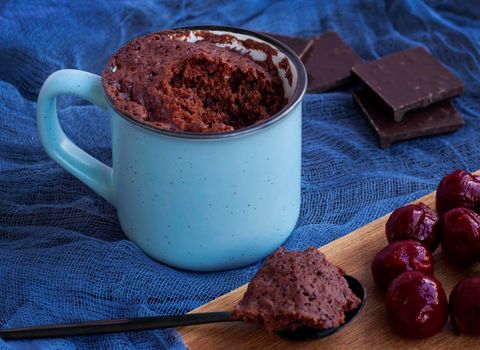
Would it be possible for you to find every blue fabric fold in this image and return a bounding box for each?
[0,0,479,348]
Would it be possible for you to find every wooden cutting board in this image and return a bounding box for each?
[179,177,480,349]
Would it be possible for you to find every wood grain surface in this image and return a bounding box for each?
[179,179,480,349]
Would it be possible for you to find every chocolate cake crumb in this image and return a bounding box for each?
[102,30,286,133]
[231,247,361,332]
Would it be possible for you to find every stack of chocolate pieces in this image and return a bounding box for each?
[265,32,465,148]
[352,47,464,148]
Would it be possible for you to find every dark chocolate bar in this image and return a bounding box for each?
[264,33,313,58]
[265,32,362,93]
[352,47,464,122]
[302,32,363,93]
[353,89,464,148]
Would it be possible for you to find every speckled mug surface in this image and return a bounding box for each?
[36,26,307,271]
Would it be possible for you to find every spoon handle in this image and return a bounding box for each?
[0,311,233,340]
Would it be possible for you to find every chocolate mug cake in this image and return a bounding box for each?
[102,30,287,133]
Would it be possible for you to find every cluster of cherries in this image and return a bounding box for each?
[371,170,480,339]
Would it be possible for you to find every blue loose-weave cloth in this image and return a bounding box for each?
[1,0,479,349]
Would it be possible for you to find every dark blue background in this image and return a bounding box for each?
[0,1,479,349]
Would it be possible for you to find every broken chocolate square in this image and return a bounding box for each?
[353,89,464,148]
[302,32,363,93]
[263,32,362,93]
[352,47,464,122]
[264,33,312,58]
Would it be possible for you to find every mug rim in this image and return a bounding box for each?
[103,25,308,139]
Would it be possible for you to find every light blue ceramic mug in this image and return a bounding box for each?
[36,26,307,271]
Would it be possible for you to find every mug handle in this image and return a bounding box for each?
[36,69,116,206]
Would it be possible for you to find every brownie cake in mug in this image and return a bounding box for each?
[102,30,287,133]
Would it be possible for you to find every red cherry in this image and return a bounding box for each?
[386,271,448,339]
[436,170,480,216]
[386,203,439,252]
[371,240,434,290]
[450,276,480,335]
[440,207,480,266]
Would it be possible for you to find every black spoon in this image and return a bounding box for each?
[0,275,365,341]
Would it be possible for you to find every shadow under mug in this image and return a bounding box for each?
[36,26,307,271]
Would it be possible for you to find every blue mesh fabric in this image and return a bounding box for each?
[1,0,479,349]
